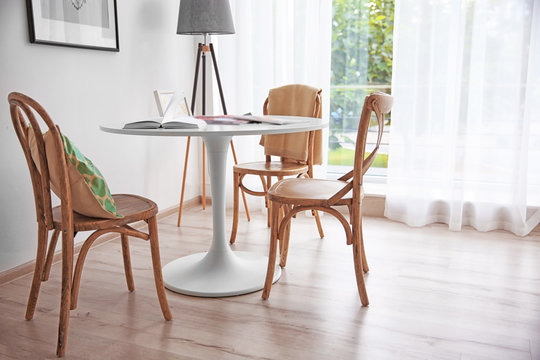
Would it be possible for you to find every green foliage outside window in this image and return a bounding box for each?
[330,0,394,167]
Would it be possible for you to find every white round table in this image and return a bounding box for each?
[100,116,328,297]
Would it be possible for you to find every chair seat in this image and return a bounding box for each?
[234,161,308,177]
[268,178,357,206]
[53,194,158,232]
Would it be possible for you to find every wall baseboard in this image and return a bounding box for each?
[0,196,206,286]
[362,194,385,217]
[2,194,537,285]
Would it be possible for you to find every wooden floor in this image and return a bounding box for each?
[1,206,539,359]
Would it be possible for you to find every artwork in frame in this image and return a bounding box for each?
[26,0,119,52]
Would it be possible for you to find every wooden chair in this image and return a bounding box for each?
[230,84,325,244]
[262,92,393,306]
[8,92,172,357]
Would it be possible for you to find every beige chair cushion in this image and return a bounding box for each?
[28,130,121,219]
[260,84,323,164]
[268,178,364,204]
[233,161,308,176]
[268,178,350,202]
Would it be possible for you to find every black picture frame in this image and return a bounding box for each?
[26,0,119,52]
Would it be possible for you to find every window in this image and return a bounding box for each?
[329,0,394,178]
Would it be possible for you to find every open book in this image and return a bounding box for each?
[123,93,207,129]
[123,116,206,129]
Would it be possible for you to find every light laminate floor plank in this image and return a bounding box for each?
[0,207,539,359]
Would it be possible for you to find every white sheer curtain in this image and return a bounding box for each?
[209,0,332,210]
[386,0,540,236]
[215,0,332,120]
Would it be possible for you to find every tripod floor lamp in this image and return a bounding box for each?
[176,0,250,227]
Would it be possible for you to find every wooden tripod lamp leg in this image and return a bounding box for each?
[177,137,192,227]
[229,140,250,221]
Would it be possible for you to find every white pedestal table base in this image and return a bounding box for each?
[162,134,281,297]
[163,251,281,297]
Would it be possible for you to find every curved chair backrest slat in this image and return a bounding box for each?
[8,92,73,231]
[352,92,393,200]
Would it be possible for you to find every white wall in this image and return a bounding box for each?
[0,1,202,272]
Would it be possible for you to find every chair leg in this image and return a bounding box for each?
[266,175,272,227]
[267,200,272,230]
[352,227,369,307]
[177,136,191,227]
[359,223,369,273]
[41,229,59,281]
[279,205,292,268]
[240,189,251,222]
[230,171,240,244]
[277,206,283,256]
[257,175,270,228]
[56,229,74,357]
[313,210,324,238]
[71,235,96,310]
[351,206,368,273]
[229,140,250,222]
[267,176,282,231]
[147,217,172,321]
[262,202,281,300]
[25,223,48,320]
[120,234,135,292]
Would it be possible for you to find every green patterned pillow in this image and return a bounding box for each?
[61,134,121,218]
[28,131,122,219]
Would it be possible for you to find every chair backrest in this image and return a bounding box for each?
[8,92,73,231]
[328,92,393,207]
[261,84,323,167]
[353,92,393,194]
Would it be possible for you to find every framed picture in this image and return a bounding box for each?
[26,0,119,52]
[154,90,191,118]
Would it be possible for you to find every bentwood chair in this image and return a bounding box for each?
[9,92,172,357]
[230,84,325,244]
[262,92,393,306]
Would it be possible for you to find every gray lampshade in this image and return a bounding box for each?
[177,0,235,35]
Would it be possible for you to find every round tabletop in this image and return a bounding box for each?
[100,115,328,137]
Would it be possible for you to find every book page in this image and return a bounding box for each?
[163,93,205,129]
[163,93,190,122]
